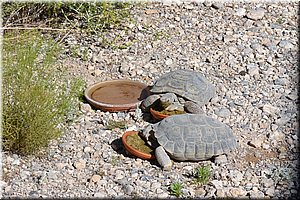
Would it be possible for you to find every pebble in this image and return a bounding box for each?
[73,159,86,170]
[246,63,259,76]
[165,58,173,66]
[215,108,231,117]
[229,187,247,197]
[90,175,101,183]
[262,104,280,115]
[214,155,227,164]
[94,192,106,198]
[278,40,294,49]
[210,180,223,189]
[235,8,246,16]
[246,8,266,20]
[248,136,264,148]
[93,69,103,76]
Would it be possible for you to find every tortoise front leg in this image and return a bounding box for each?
[155,146,172,171]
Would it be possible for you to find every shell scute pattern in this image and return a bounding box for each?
[155,114,236,161]
[150,70,216,106]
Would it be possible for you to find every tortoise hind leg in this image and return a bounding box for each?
[155,146,173,171]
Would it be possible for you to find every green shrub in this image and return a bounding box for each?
[2,30,85,155]
[2,2,132,34]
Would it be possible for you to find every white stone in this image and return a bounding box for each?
[214,155,228,164]
[84,146,92,153]
[91,174,101,183]
[73,159,86,170]
[248,137,264,148]
[246,63,259,76]
[262,104,280,115]
[211,180,223,189]
[165,58,173,66]
[93,69,103,76]
[246,8,266,20]
[229,187,247,197]
[94,192,106,198]
[235,8,246,16]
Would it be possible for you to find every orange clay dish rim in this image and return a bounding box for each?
[150,107,170,120]
[122,131,155,160]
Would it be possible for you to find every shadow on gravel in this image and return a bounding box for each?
[111,137,161,168]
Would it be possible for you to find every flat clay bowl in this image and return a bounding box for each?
[122,131,155,160]
[85,80,150,112]
[150,108,169,120]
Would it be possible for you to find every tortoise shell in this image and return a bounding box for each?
[154,114,237,161]
[150,69,216,106]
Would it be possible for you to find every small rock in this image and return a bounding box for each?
[157,192,168,198]
[175,16,180,21]
[84,146,92,153]
[145,9,158,15]
[235,8,246,16]
[29,191,39,197]
[195,187,206,196]
[265,187,275,197]
[12,159,20,165]
[274,78,288,86]
[287,93,297,100]
[262,143,270,149]
[73,159,86,170]
[210,180,223,189]
[94,192,106,198]
[214,155,228,164]
[93,69,102,76]
[278,40,294,49]
[223,35,235,43]
[115,170,125,180]
[216,189,226,197]
[165,58,173,66]
[156,188,164,194]
[229,187,247,197]
[90,174,101,183]
[124,184,134,195]
[262,104,280,115]
[246,8,266,20]
[248,138,263,148]
[215,108,231,117]
[81,103,92,113]
[249,187,265,198]
[119,62,131,73]
[275,116,290,126]
[203,2,212,7]
[212,3,223,9]
[246,63,259,76]
[87,64,95,71]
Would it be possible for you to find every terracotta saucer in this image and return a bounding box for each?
[150,108,169,120]
[122,131,155,160]
[84,80,150,112]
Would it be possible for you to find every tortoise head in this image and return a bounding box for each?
[139,124,159,148]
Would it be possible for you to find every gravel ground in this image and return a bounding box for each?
[1,1,299,199]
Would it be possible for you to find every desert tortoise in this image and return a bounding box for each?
[140,113,237,170]
[141,69,216,113]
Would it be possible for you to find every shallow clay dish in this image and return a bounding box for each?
[85,80,150,112]
[150,108,169,120]
[122,131,155,160]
